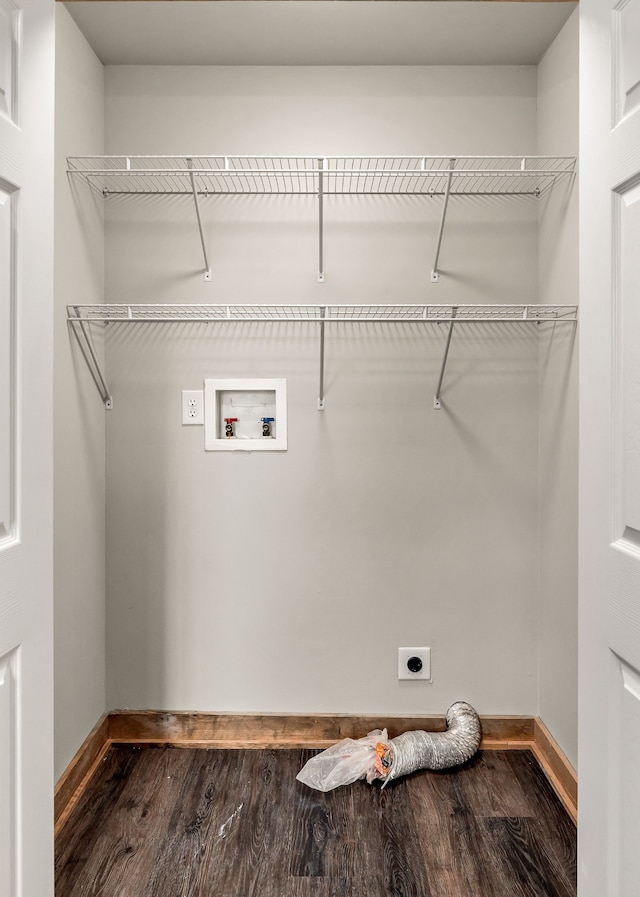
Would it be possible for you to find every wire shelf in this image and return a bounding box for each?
[67,302,577,411]
[65,156,577,409]
[67,155,576,197]
[67,303,578,324]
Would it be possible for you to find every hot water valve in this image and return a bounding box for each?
[224,417,238,438]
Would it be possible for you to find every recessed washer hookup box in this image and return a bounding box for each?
[204,378,287,452]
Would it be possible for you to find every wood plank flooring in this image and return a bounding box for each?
[55,746,576,897]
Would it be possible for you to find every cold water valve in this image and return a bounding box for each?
[224,417,238,438]
[261,417,275,437]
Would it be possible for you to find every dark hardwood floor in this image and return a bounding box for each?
[55,746,576,897]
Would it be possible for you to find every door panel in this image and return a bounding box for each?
[0,648,18,897]
[609,655,640,896]
[618,183,640,535]
[0,182,14,540]
[610,550,640,667]
[616,0,640,120]
[0,0,17,123]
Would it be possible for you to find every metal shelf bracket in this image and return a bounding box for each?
[68,307,113,409]
[318,306,326,409]
[187,158,212,282]
[431,158,456,284]
[433,306,458,410]
[318,157,325,283]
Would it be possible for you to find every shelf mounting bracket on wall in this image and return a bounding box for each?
[187,158,212,282]
[318,305,326,409]
[318,157,325,283]
[433,306,458,410]
[68,306,113,409]
[431,157,455,284]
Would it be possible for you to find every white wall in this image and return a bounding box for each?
[51,43,579,766]
[537,10,579,767]
[102,66,547,716]
[54,5,106,779]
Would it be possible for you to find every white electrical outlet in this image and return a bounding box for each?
[181,389,204,426]
[398,647,431,681]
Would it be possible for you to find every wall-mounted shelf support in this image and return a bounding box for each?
[68,306,113,409]
[187,158,212,282]
[318,306,326,410]
[431,158,455,284]
[318,157,325,283]
[433,306,458,410]
[67,303,576,413]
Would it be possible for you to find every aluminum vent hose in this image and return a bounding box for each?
[295,701,481,792]
[383,701,481,785]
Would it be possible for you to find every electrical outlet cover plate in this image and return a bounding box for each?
[398,647,431,681]
[181,389,204,425]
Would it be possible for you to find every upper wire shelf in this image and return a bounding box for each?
[67,155,576,197]
[68,303,578,324]
[67,154,576,284]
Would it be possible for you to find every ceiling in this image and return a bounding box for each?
[63,1,577,67]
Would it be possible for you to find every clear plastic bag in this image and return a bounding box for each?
[296,729,390,792]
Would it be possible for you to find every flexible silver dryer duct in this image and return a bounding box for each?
[295,701,481,791]
[383,701,481,784]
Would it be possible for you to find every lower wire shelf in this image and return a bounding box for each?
[67,302,578,411]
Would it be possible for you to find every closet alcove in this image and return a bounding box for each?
[55,0,579,815]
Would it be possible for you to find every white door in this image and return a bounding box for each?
[0,0,54,893]
[579,0,640,894]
